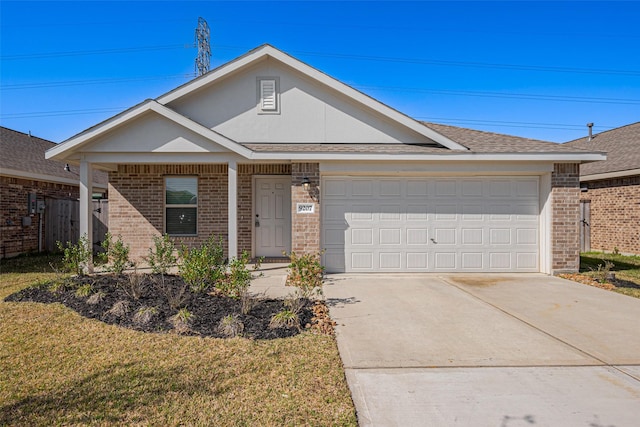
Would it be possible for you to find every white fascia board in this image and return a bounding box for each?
[83,152,245,164]
[580,168,640,182]
[247,151,607,162]
[156,45,468,151]
[1,168,107,190]
[46,101,254,161]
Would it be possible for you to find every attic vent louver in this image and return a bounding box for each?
[259,78,278,112]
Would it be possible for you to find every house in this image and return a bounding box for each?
[0,127,108,258]
[564,122,640,255]
[45,45,604,274]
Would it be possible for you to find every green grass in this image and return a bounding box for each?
[0,254,357,426]
[580,252,640,299]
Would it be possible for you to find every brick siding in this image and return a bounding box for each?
[0,176,79,258]
[551,163,581,273]
[291,163,320,254]
[581,175,640,255]
[109,165,228,261]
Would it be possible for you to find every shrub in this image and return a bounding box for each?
[150,273,188,310]
[170,308,195,335]
[178,235,225,293]
[217,252,262,298]
[591,260,615,283]
[118,270,145,300]
[75,283,93,298]
[269,309,300,330]
[105,300,131,319]
[133,306,158,325]
[217,314,244,338]
[56,234,91,276]
[284,251,325,299]
[99,232,132,274]
[87,291,106,305]
[146,234,177,275]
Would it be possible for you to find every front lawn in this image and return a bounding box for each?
[562,252,640,299]
[0,254,357,426]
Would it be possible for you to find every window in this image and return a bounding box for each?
[258,77,280,114]
[165,177,197,235]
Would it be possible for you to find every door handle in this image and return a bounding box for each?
[430,238,437,244]
[255,214,260,227]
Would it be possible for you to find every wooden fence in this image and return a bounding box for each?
[45,199,109,253]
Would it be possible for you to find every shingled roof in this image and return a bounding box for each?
[424,122,601,154]
[564,122,640,177]
[241,122,603,155]
[0,127,108,186]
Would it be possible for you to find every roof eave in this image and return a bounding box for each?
[248,152,607,162]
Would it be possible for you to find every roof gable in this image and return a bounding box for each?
[47,101,253,161]
[157,44,468,151]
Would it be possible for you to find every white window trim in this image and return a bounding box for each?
[164,176,198,236]
[257,76,280,114]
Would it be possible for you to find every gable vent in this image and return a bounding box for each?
[260,79,277,111]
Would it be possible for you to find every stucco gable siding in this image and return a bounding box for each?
[167,58,433,145]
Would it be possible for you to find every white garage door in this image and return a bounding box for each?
[322,176,539,273]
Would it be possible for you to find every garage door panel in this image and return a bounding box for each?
[435,180,457,196]
[351,228,373,245]
[435,253,457,269]
[351,179,373,197]
[407,228,428,245]
[461,252,483,269]
[490,253,512,269]
[517,253,538,269]
[380,253,402,269]
[462,228,483,245]
[380,228,401,245]
[352,253,373,270]
[379,180,402,197]
[407,252,428,269]
[322,176,539,273]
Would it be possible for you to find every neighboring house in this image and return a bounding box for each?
[0,127,108,258]
[564,122,640,255]
[46,45,604,274]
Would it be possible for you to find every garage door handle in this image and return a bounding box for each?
[430,238,437,244]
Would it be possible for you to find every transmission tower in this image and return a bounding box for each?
[195,17,211,76]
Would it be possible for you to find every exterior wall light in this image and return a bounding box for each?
[302,177,311,191]
[64,164,71,172]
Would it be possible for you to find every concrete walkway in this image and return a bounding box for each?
[324,274,640,427]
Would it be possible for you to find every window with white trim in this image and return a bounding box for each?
[165,177,197,235]
[258,77,279,113]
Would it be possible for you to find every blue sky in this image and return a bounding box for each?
[1,1,639,143]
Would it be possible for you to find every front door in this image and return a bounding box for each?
[255,177,291,257]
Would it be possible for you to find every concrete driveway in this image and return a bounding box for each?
[324,274,640,426]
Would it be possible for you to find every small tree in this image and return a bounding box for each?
[56,234,91,276]
[99,232,132,274]
[178,235,225,293]
[146,234,177,275]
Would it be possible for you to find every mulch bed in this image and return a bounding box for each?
[5,274,332,340]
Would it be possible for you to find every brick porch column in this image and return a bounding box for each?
[291,163,320,254]
[551,163,580,273]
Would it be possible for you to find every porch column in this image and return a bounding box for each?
[228,160,238,260]
[79,159,94,272]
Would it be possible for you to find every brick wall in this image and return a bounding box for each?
[581,175,640,255]
[291,163,320,254]
[0,175,79,258]
[109,165,228,261]
[551,163,581,273]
